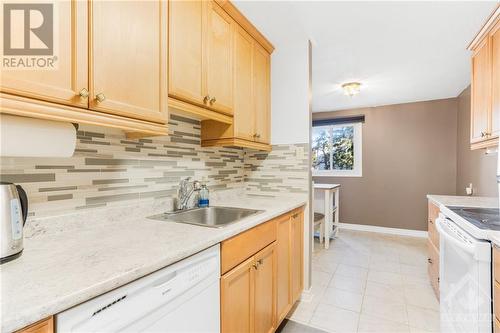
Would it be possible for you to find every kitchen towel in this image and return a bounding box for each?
[0,114,76,157]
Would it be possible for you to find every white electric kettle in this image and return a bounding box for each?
[0,182,28,264]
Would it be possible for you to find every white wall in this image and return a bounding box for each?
[271,41,310,145]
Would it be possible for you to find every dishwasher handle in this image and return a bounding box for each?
[435,217,475,254]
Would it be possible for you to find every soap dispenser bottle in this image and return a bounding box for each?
[199,182,209,208]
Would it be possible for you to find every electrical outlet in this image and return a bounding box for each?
[466,183,474,196]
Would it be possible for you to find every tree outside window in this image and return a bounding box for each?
[312,122,362,177]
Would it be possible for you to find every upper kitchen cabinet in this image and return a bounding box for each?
[168,0,234,117]
[200,26,273,151]
[90,0,168,124]
[471,38,491,145]
[253,42,271,145]
[468,7,500,150]
[170,0,274,150]
[0,1,88,108]
[205,2,234,115]
[0,1,168,136]
[492,20,500,139]
[168,0,204,107]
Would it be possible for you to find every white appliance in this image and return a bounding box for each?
[57,245,220,333]
[436,214,491,333]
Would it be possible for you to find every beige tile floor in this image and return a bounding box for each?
[288,229,440,333]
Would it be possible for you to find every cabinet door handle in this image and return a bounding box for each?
[257,259,263,265]
[79,88,89,98]
[429,219,433,224]
[203,95,211,104]
[427,258,433,264]
[96,93,106,102]
[209,97,216,105]
[253,263,259,270]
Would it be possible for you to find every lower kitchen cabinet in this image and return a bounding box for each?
[221,257,255,333]
[15,317,53,333]
[291,210,304,302]
[221,207,304,333]
[254,244,277,333]
[221,243,277,333]
[276,214,292,324]
[427,201,440,299]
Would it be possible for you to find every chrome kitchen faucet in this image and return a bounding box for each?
[177,177,201,211]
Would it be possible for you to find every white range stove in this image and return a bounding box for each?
[438,205,500,333]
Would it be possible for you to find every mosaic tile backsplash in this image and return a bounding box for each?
[245,144,309,195]
[0,113,309,217]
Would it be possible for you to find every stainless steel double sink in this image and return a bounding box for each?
[148,206,263,228]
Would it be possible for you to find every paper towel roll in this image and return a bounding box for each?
[0,115,76,157]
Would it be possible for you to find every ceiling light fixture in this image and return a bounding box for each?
[342,82,362,97]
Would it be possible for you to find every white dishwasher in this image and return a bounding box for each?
[57,245,220,333]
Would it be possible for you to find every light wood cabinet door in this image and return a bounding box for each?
[221,257,255,333]
[90,0,167,123]
[253,43,271,144]
[254,243,277,333]
[1,1,87,108]
[427,239,440,300]
[471,37,491,143]
[233,26,256,141]
[168,0,204,107]
[291,210,304,302]
[205,1,233,115]
[15,316,53,333]
[491,21,500,139]
[276,215,292,324]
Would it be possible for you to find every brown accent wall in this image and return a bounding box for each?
[312,98,459,231]
[456,86,498,196]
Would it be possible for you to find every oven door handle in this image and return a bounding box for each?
[435,217,475,254]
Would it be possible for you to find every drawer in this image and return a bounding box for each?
[494,245,500,283]
[428,218,439,249]
[221,218,277,274]
[428,202,440,248]
[428,201,440,223]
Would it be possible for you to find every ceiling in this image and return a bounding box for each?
[235,1,498,113]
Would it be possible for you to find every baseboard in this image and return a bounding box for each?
[339,223,428,238]
[299,286,314,302]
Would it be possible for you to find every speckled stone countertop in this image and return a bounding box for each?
[427,194,498,208]
[1,192,306,332]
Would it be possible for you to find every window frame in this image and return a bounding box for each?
[312,121,363,178]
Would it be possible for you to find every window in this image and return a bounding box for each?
[312,122,362,177]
